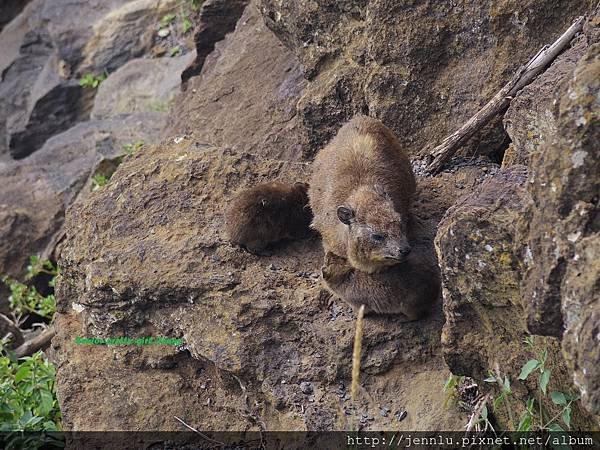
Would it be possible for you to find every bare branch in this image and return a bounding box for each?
[0,313,24,347]
[14,326,55,358]
[426,15,585,174]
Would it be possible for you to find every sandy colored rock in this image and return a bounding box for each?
[53,4,472,431]
[259,0,593,159]
[91,53,195,120]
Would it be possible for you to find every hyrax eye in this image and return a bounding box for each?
[371,233,385,242]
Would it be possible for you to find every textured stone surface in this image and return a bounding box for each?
[436,165,597,428]
[438,10,600,418]
[0,0,179,160]
[0,113,164,279]
[91,52,195,120]
[519,41,600,413]
[0,0,31,33]
[181,0,251,83]
[258,0,593,159]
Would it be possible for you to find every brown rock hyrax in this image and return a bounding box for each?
[309,115,416,273]
[321,237,441,320]
[225,181,312,254]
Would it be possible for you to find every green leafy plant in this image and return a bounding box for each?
[2,257,58,320]
[443,374,461,407]
[160,13,177,28]
[182,16,193,34]
[78,72,107,88]
[122,140,144,156]
[0,340,63,448]
[515,336,578,431]
[91,173,109,191]
[170,45,182,57]
[187,0,204,11]
[26,256,58,281]
[150,100,168,112]
[479,336,579,432]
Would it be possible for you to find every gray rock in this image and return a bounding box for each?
[299,381,313,395]
[0,113,165,279]
[181,0,250,83]
[0,0,32,33]
[0,0,180,159]
[91,53,195,120]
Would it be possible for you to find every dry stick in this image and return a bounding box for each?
[465,393,491,433]
[173,416,225,446]
[14,326,55,358]
[426,15,585,174]
[351,305,366,430]
[0,313,24,347]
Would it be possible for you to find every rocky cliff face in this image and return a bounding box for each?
[0,0,196,284]
[3,0,594,431]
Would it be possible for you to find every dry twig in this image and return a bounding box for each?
[14,326,55,358]
[173,415,225,446]
[426,15,585,174]
[0,313,24,347]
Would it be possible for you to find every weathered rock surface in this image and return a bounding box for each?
[258,0,593,159]
[519,40,600,414]
[0,113,164,280]
[92,52,195,120]
[0,0,180,160]
[181,0,251,83]
[52,4,485,431]
[0,0,31,33]
[438,10,600,420]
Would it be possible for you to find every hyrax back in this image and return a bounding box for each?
[225,181,312,254]
[309,115,416,273]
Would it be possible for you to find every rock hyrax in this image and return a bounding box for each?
[321,237,441,320]
[309,115,416,273]
[226,181,312,254]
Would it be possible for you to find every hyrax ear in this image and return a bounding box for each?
[373,183,388,198]
[337,205,355,225]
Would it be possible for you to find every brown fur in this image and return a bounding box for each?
[321,234,441,319]
[309,115,416,273]
[226,181,312,254]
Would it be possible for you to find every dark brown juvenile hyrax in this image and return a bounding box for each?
[225,181,312,254]
[321,234,441,320]
[309,115,416,273]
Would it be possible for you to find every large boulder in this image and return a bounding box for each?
[91,52,195,120]
[0,0,31,33]
[258,0,592,159]
[52,3,480,431]
[437,9,600,419]
[518,41,600,414]
[181,0,251,83]
[0,0,179,160]
[0,113,164,280]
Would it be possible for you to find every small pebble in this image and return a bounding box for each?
[157,28,170,38]
[395,410,408,422]
[379,406,390,417]
[300,381,313,395]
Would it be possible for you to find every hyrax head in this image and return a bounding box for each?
[337,185,411,273]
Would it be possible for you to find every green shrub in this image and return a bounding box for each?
[78,72,107,89]
[2,256,57,319]
[0,342,62,448]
